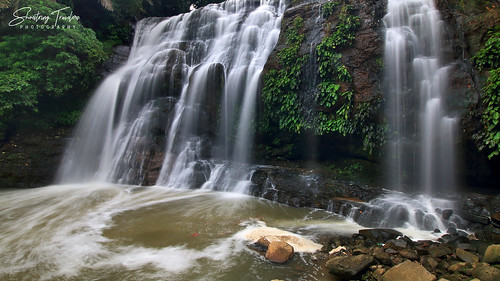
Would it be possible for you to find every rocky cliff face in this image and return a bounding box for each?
[261,0,500,186]
[435,0,500,186]
[2,0,499,189]
[0,128,70,188]
[344,0,386,102]
[264,0,385,103]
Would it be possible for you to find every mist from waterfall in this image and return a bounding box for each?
[57,0,285,193]
[384,0,458,194]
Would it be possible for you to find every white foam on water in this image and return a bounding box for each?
[347,191,463,232]
[96,222,253,276]
[102,244,227,273]
[241,225,323,253]
[0,184,215,279]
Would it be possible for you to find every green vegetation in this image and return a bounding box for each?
[455,0,493,13]
[262,2,384,155]
[348,99,386,154]
[329,162,363,178]
[0,0,226,139]
[0,0,106,138]
[262,16,308,133]
[58,0,224,55]
[474,27,500,71]
[321,1,339,18]
[315,4,385,153]
[473,27,500,159]
[314,4,359,136]
[262,3,360,135]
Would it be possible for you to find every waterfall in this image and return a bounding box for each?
[384,0,458,194]
[57,0,285,192]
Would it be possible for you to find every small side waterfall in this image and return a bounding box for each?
[57,0,285,193]
[384,0,458,194]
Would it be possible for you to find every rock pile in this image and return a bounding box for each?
[316,229,500,281]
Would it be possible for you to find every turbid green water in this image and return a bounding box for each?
[0,184,439,281]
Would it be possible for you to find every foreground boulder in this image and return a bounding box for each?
[382,260,436,281]
[325,254,375,279]
[471,262,500,281]
[483,244,500,264]
[265,241,294,264]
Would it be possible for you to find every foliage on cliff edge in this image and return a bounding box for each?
[473,27,500,159]
[261,1,385,156]
[0,0,106,139]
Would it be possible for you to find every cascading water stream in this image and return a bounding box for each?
[384,0,458,194]
[355,0,461,231]
[57,0,285,193]
[328,0,462,231]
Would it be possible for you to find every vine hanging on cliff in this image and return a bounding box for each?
[262,16,308,133]
[314,3,360,136]
[473,27,500,159]
[260,1,385,153]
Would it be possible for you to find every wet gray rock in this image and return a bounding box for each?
[492,212,500,227]
[422,256,439,270]
[399,248,419,260]
[250,166,382,211]
[442,209,454,220]
[455,248,479,263]
[447,227,458,235]
[387,238,408,248]
[358,229,403,243]
[439,273,469,281]
[373,247,392,265]
[474,225,500,243]
[353,246,370,255]
[471,262,500,281]
[459,198,491,225]
[429,246,453,258]
[385,248,398,254]
[325,254,375,279]
[456,243,474,251]
[101,45,131,76]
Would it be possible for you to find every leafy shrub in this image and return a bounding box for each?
[262,16,308,133]
[473,28,500,159]
[0,0,106,136]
